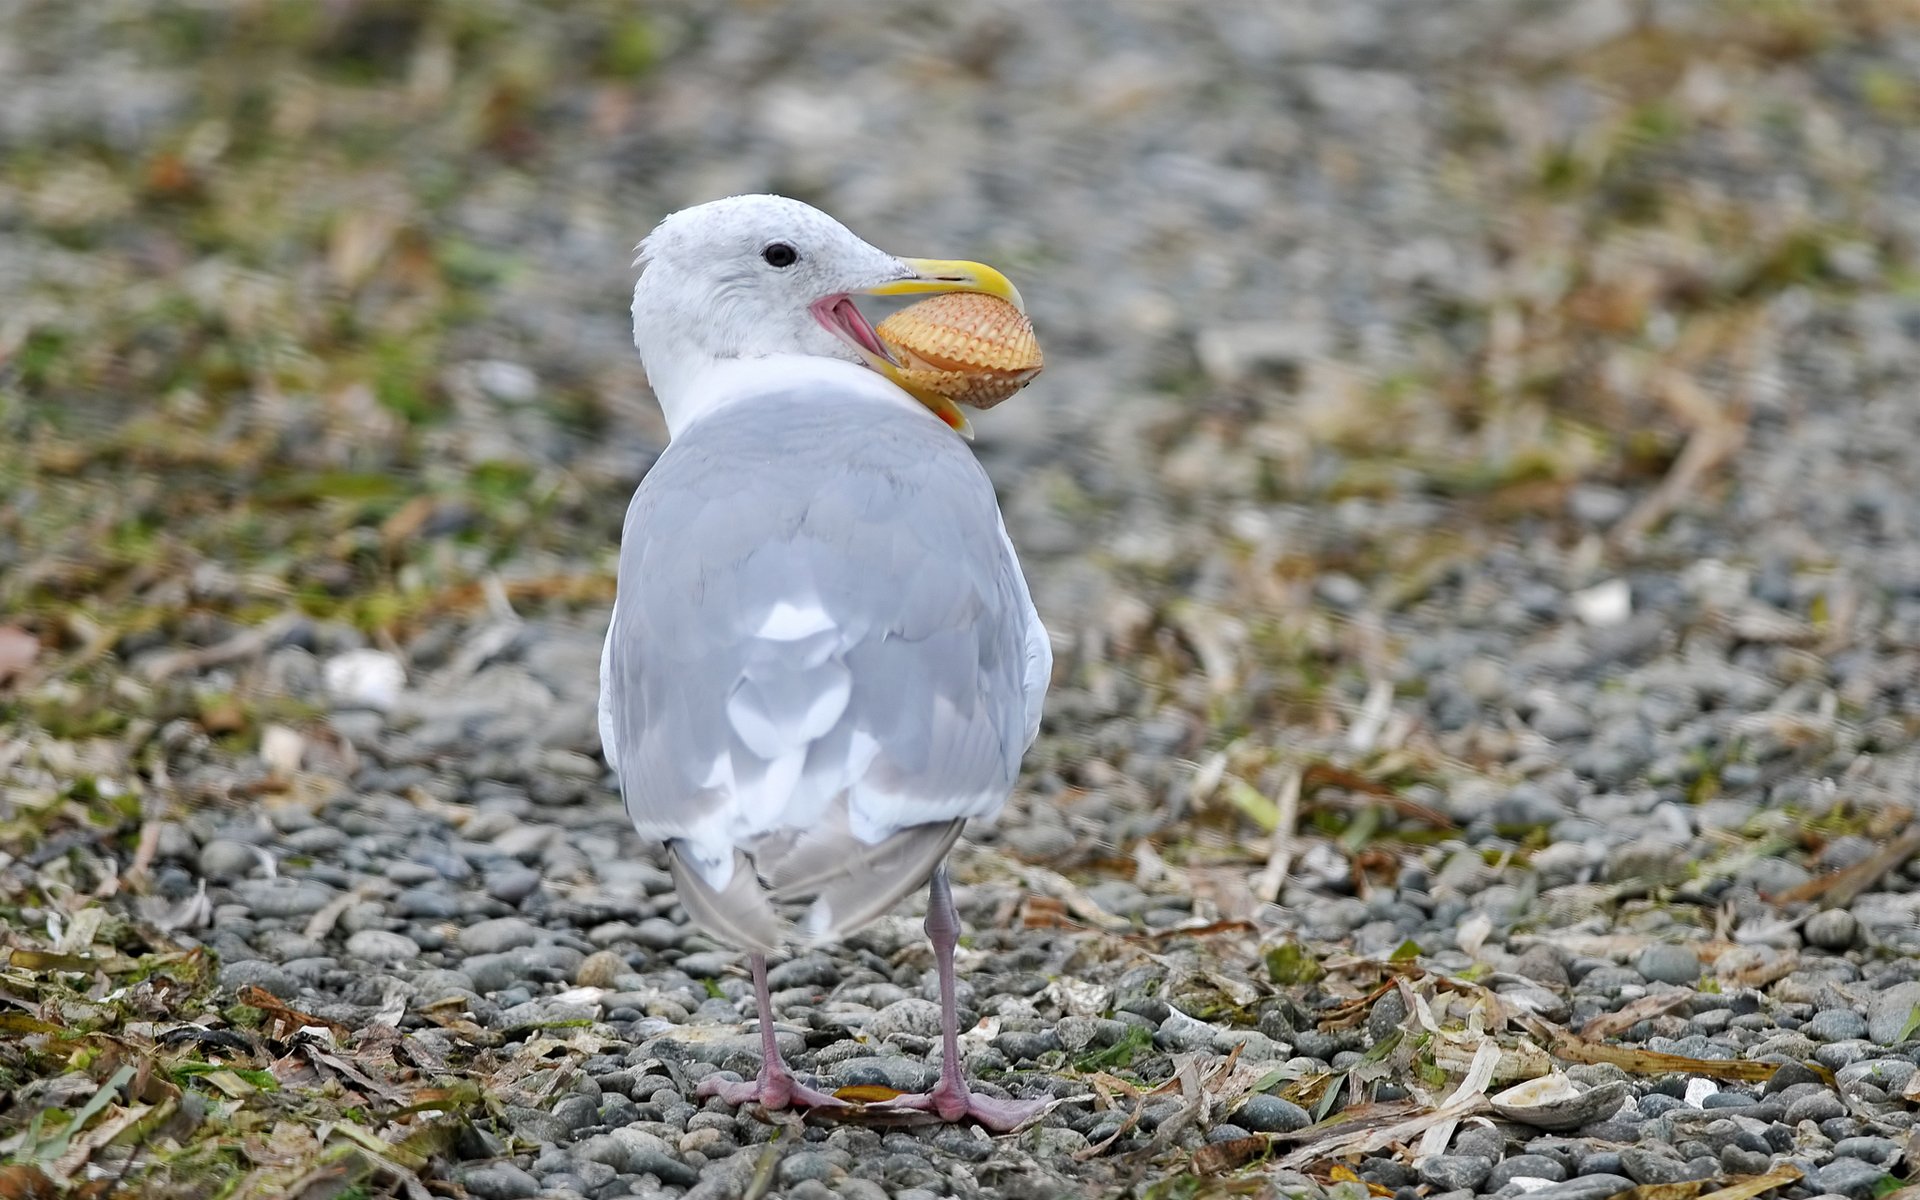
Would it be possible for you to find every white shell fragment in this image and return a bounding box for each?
[1489,1073,1630,1130]
[323,649,407,712]
[1571,578,1632,627]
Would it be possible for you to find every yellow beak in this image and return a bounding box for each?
[858,258,1025,437]
[864,258,1026,313]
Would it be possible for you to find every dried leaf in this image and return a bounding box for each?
[1579,992,1694,1040]
[1417,1039,1502,1160]
[32,1065,132,1176]
[1520,1014,1782,1082]
[0,1013,64,1036]
[1192,1135,1271,1175]
[1774,826,1920,907]
[1429,1033,1554,1083]
[1603,1183,1711,1200]
[9,950,98,973]
[833,1085,904,1103]
[0,1164,57,1200]
[237,986,353,1038]
[1692,1163,1802,1200]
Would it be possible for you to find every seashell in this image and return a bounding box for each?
[875,292,1043,409]
[1489,1074,1629,1130]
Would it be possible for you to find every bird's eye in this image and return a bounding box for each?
[762,242,799,268]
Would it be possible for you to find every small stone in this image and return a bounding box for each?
[344,929,420,964]
[1619,1149,1697,1184]
[1237,1095,1312,1133]
[234,878,337,918]
[1490,1155,1569,1189]
[1813,1157,1892,1200]
[462,917,539,955]
[485,866,542,904]
[779,1152,844,1185]
[1765,1062,1825,1095]
[1526,1177,1636,1200]
[633,918,682,949]
[1785,1091,1847,1124]
[219,959,298,999]
[1866,981,1920,1044]
[995,1030,1062,1062]
[1833,1137,1901,1166]
[865,998,943,1043]
[198,839,259,882]
[1804,1010,1869,1043]
[575,949,626,988]
[1417,1155,1492,1191]
[1635,944,1700,986]
[1805,910,1859,951]
[454,1163,539,1200]
[576,1128,674,1174]
[1026,1126,1090,1157]
[629,1149,699,1187]
[767,954,840,990]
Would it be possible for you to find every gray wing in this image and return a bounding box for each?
[599,391,1047,948]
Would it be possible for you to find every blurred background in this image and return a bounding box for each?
[8,0,1919,844]
[6,0,1920,1191]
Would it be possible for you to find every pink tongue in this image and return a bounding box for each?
[834,297,887,357]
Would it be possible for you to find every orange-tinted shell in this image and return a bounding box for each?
[874,292,1043,409]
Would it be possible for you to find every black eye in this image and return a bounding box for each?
[762,242,799,268]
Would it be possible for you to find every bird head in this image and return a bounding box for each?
[631,194,1023,435]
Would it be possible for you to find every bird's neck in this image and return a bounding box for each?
[649,355,924,439]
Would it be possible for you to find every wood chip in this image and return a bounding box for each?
[1579,992,1694,1040]
[1775,825,1920,907]
[1520,1014,1782,1082]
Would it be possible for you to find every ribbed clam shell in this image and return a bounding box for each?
[875,293,1043,409]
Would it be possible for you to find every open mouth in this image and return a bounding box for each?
[810,295,894,364]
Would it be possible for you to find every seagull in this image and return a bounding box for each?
[600,195,1052,1129]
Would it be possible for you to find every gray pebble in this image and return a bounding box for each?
[779,1152,844,1185]
[219,959,298,999]
[865,998,943,1043]
[454,1163,539,1200]
[1490,1155,1568,1189]
[198,839,259,882]
[1833,1137,1902,1167]
[233,878,337,918]
[1528,1176,1636,1200]
[344,929,420,964]
[462,917,539,954]
[629,1149,700,1187]
[1236,1095,1312,1133]
[633,918,682,950]
[464,950,540,994]
[485,865,542,904]
[1417,1156,1492,1191]
[1805,1009,1869,1042]
[1805,910,1860,950]
[1620,1149,1698,1184]
[1635,944,1701,986]
[1785,1091,1848,1124]
[1866,981,1920,1044]
[1813,1158,1892,1199]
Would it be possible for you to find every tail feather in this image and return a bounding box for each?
[774,820,962,944]
[666,803,963,952]
[667,845,783,954]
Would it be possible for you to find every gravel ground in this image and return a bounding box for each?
[7,1,1920,1198]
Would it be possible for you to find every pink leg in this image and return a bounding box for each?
[697,953,846,1112]
[874,868,1050,1132]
